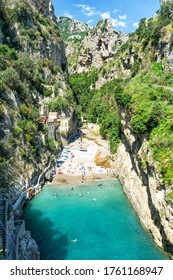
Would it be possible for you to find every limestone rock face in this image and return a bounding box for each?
[156,26,173,73]
[0,0,77,259]
[58,16,90,41]
[65,19,128,74]
[28,0,55,19]
[68,20,90,34]
[0,0,67,71]
[112,110,173,258]
[19,231,40,260]
[25,1,67,71]
[160,0,173,5]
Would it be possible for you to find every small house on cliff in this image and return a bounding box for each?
[40,105,71,140]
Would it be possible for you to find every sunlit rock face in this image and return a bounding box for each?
[160,0,173,5]
[28,0,55,19]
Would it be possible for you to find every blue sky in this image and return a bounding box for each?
[52,0,160,33]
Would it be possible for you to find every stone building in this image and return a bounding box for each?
[47,112,59,139]
[39,104,72,141]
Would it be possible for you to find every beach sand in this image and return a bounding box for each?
[53,128,115,186]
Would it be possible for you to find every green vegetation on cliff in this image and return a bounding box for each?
[87,81,121,152]
[70,70,97,111]
[0,0,75,188]
[69,2,173,202]
[70,73,122,152]
[58,16,89,42]
[124,63,173,186]
[1,0,173,204]
[136,3,173,50]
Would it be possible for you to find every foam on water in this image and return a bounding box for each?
[23,179,169,260]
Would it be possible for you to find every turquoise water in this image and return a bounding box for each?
[23,180,169,260]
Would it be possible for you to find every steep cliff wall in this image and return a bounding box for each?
[5,0,67,70]
[65,3,173,88]
[64,19,128,76]
[0,0,77,195]
[112,110,173,257]
[0,0,77,259]
[28,0,55,19]
[58,16,90,41]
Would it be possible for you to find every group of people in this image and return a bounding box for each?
[55,138,112,181]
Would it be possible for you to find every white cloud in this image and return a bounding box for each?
[111,19,127,28]
[113,9,119,13]
[63,11,74,19]
[87,19,94,28]
[87,19,94,24]
[119,15,127,20]
[116,21,127,28]
[75,4,99,17]
[133,22,139,28]
[100,11,111,20]
[100,11,127,29]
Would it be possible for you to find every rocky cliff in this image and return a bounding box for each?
[160,0,173,5]
[112,109,173,257]
[28,0,55,19]
[57,16,90,41]
[63,19,128,76]
[0,0,77,259]
[1,0,173,260]
[65,5,173,88]
[0,0,74,196]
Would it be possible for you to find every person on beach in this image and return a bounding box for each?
[80,173,84,183]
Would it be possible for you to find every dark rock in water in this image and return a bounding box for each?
[98,184,102,186]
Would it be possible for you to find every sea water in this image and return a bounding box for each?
[23,180,169,260]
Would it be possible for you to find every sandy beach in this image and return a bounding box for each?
[53,128,115,186]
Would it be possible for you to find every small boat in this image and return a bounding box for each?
[78,193,83,197]
[92,198,97,202]
[71,239,77,243]
[80,148,87,152]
